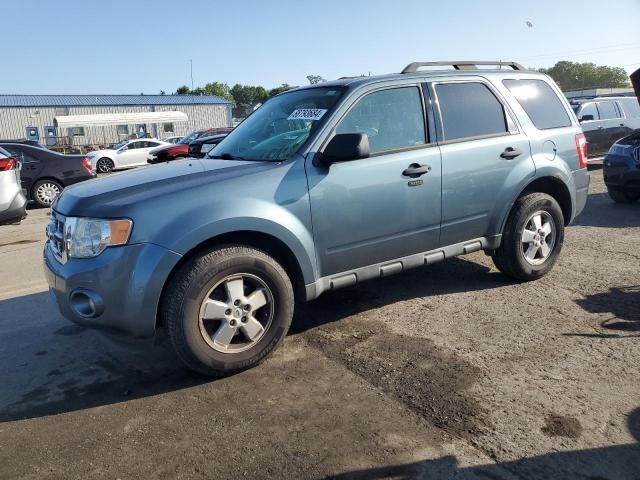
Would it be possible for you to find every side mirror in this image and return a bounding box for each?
[320,133,370,165]
[579,114,594,123]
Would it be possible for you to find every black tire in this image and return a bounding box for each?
[162,245,294,377]
[31,179,63,208]
[607,187,639,203]
[492,193,565,281]
[96,157,114,173]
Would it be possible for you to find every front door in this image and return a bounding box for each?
[431,80,533,246]
[306,85,442,276]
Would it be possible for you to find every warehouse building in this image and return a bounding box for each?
[0,94,233,149]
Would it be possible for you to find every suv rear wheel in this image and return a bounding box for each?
[492,192,564,281]
[607,187,640,203]
[162,245,294,377]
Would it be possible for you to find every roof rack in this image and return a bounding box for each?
[401,61,526,74]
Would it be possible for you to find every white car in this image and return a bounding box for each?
[89,138,170,173]
[162,135,183,144]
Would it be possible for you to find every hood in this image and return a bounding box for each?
[54,158,275,217]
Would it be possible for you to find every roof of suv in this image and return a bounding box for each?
[293,61,542,91]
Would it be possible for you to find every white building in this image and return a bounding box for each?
[0,94,233,146]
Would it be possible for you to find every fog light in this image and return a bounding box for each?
[69,290,104,318]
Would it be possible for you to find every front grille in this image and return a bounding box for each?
[47,210,67,264]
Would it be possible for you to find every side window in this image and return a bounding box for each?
[621,99,640,119]
[5,148,37,163]
[336,87,425,154]
[597,101,620,120]
[578,103,599,121]
[147,141,160,148]
[127,141,141,149]
[503,79,572,130]
[435,82,508,141]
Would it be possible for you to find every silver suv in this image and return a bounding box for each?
[44,61,590,376]
[0,147,27,225]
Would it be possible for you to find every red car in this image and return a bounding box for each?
[147,128,233,163]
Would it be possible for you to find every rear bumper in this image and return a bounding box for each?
[571,168,590,221]
[44,241,181,338]
[0,191,27,225]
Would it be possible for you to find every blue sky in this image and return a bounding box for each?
[2,0,639,94]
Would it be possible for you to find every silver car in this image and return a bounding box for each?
[0,147,27,225]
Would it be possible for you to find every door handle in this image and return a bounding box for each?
[500,147,522,160]
[402,163,431,177]
[597,126,605,130]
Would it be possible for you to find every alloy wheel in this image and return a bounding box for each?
[198,273,274,353]
[35,182,61,206]
[521,210,556,266]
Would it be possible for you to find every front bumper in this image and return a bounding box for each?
[44,241,181,338]
[603,154,640,191]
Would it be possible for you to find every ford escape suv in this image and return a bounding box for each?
[44,61,589,376]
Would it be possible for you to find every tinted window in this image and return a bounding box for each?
[147,141,161,147]
[621,99,640,118]
[597,101,619,120]
[336,87,425,153]
[436,82,507,141]
[578,103,599,121]
[503,79,571,130]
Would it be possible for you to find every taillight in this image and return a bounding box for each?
[0,157,16,171]
[575,133,588,169]
[82,157,93,173]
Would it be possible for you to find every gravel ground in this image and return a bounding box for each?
[0,169,638,479]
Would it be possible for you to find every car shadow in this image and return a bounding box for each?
[565,285,640,338]
[0,257,509,423]
[292,257,511,334]
[0,291,206,423]
[322,407,640,480]
[572,191,639,229]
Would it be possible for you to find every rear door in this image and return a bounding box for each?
[431,79,533,246]
[596,100,626,153]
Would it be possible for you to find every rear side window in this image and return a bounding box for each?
[336,87,426,154]
[503,79,571,130]
[435,82,508,141]
[597,101,620,120]
[621,98,640,118]
[577,103,599,121]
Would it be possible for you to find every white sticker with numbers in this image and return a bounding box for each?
[287,108,327,121]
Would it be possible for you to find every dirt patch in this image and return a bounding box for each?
[304,318,489,440]
[541,415,583,438]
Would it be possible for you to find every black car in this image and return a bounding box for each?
[0,143,95,208]
[187,134,228,158]
[603,131,640,203]
[571,96,640,161]
[0,139,47,149]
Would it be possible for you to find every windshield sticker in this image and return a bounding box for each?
[287,109,327,121]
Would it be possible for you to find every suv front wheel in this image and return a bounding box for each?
[162,245,294,376]
[492,192,565,281]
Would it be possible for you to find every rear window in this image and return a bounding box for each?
[503,79,571,130]
[597,101,620,120]
[435,82,508,141]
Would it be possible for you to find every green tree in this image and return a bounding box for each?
[230,84,269,116]
[268,84,296,97]
[175,85,191,95]
[306,75,326,85]
[538,61,629,91]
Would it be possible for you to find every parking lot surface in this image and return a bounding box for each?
[0,169,638,479]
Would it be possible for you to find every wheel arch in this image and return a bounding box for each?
[156,230,306,329]
[501,175,573,232]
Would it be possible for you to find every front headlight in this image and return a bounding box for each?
[66,217,133,258]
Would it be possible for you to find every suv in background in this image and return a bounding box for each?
[44,61,589,377]
[0,146,27,225]
[147,128,233,163]
[571,97,640,160]
[187,134,229,158]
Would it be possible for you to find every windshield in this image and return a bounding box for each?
[178,131,199,145]
[210,87,344,162]
[113,140,128,150]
